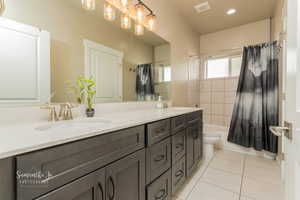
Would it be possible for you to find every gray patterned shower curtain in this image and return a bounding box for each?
[228,42,279,153]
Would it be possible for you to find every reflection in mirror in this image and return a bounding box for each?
[0,0,171,105]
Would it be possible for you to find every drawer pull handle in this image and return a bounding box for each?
[193,130,199,139]
[154,154,165,162]
[175,170,184,178]
[107,176,115,200]
[156,127,166,133]
[98,182,104,200]
[155,189,166,200]
[175,143,184,149]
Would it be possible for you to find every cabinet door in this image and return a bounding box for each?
[106,149,146,200]
[36,168,105,200]
[186,121,201,177]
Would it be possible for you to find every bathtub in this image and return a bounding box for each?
[203,124,276,159]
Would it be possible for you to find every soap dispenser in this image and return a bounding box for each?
[156,96,165,109]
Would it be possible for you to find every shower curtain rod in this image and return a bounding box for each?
[200,40,282,57]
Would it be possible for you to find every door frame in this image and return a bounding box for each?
[83,39,124,102]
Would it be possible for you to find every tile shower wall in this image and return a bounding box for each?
[200,77,239,126]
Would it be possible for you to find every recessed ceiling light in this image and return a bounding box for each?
[227,8,237,15]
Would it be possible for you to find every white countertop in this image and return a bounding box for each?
[0,107,202,159]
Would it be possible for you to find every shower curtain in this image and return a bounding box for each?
[228,42,279,153]
[136,63,155,101]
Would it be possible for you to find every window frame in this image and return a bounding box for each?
[205,54,242,79]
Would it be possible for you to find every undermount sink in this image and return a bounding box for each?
[35,118,112,132]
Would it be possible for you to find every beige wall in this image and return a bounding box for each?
[200,19,271,54]
[3,0,154,102]
[272,0,285,40]
[3,0,200,106]
[143,0,200,106]
[199,19,271,126]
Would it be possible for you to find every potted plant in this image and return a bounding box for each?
[68,76,96,117]
[84,79,96,117]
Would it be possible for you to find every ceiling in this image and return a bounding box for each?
[171,0,278,34]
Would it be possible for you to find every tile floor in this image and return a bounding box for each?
[175,150,284,200]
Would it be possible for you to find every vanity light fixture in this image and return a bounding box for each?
[226,8,237,15]
[121,14,131,29]
[146,13,156,31]
[120,0,130,7]
[81,0,96,11]
[100,0,156,36]
[135,2,145,24]
[135,23,144,36]
[104,2,116,21]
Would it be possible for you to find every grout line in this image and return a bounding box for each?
[184,155,216,200]
[200,180,241,196]
[209,165,243,176]
[239,155,247,200]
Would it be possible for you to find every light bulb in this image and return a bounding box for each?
[146,14,156,31]
[135,3,145,24]
[120,0,128,7]
[135,24,144,36]
[82,0,96,11]
[104,2,116,21]
[121,14,131,29]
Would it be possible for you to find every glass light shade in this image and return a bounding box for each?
[135,24,144,36]
[82,0,96,11]
[135,3,145,24]
[146,14,156,31]
[121,14,131,29]
[104,2,116,21]
[120,0,129,7]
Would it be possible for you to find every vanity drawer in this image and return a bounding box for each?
[172,156,186,195]
[171,115,186,135]
[147,169,172,200]
[146,138,171,184]
[147,119,171,146]
[16,125,145,200]
[172,130,186,164]
[186,110,202,125]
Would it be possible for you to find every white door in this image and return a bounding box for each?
[84,40,123,103]
[0,18,50,104]
[283,0,300,199]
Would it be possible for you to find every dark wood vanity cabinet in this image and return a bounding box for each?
[105,149,146,200]
[186,115,203,177]
[0,110,203,200]
[36,168,105,200]
[35,149,145,200]
[146,110,203,197]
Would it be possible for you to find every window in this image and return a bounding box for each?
[205,56,242,79]
[155,65,171,83]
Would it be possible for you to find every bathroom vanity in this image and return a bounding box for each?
[0,108,203,200]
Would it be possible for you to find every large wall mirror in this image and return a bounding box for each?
[0,0,171,105]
